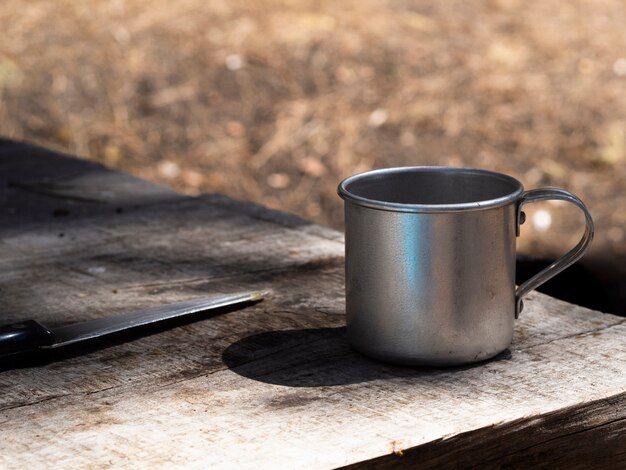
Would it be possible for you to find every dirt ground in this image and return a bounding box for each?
[1,0,625,312]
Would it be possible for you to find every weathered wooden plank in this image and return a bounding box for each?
[0,195,343,324]
[0,140,625,468]
[0,138,182,227]
[1,284,624,468]
[342,391,626,469]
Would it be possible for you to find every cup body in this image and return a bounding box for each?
[338,167,524,366]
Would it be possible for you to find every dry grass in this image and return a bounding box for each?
[1,0,626,260]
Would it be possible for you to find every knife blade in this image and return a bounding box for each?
[0,291,264,358]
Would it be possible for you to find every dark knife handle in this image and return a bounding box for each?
[0,320,54,357]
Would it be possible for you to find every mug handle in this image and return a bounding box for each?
[515,188,594,318]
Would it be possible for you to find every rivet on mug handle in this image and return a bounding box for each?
[515,188,595,319]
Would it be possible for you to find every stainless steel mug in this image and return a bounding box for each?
[338,167,594,366]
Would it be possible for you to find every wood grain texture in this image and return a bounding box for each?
[341,391,626,469]
[0,140,625,468]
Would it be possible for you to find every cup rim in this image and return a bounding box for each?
[337,166,525,213]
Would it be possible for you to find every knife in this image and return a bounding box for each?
[0,291,264,358]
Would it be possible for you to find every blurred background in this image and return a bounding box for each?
[0,0,625,312]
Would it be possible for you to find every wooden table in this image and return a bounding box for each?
[1,139,625,468]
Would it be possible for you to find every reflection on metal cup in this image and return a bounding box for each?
[338,167,594,366]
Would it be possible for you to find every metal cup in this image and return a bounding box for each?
[338,167,594,366]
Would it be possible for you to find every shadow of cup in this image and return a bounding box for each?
[222,327,512,387]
